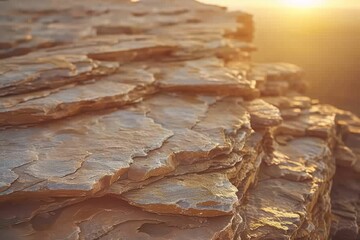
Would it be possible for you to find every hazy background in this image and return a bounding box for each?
[201,0,360,114]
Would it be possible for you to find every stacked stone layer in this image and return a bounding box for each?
[0,0,359,239]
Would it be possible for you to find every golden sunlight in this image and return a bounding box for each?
[282,0,325,8]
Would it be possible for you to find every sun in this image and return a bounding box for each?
[283,0,324,8]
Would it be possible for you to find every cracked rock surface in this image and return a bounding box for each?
[0,0,359,239]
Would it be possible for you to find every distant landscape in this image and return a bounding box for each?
[246,7,360,114]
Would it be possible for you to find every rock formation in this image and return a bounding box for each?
[0,0,359,239]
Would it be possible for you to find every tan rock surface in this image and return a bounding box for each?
[243,99,282,129]
[0,67,156,127]
[241,136,335,239]
[127,94,252,181]
[329,108,360,240]
[0,0,359,239]
[123,173,238,217]
[330,168,360,240]
[0,108,173,198]
[0,197,240,240]
[0,54,118,97]
[153,58,258,99]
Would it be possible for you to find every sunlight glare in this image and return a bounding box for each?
[283,0,324,8]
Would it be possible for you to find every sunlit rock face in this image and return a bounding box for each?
[0,0,359,239]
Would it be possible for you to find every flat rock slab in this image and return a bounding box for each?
[0,108,173,198]
[0,0,252,59]
[0,54,118,97]
[243,99,282,129]
[0,67,156,127]
[128,94,252,181]
[1,0,252,55]
[0,144,260,228]
[153,58,258,99]
[0,57,261,127]
[0,196,241,240]
[123,173,238,217]
[0,0,254,98]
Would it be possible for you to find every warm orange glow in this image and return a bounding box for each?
[282,0,324,8]
[199,0,337,10]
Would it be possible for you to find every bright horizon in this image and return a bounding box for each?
[199,0,360,9]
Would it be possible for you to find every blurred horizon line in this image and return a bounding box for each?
[198,0,360,10]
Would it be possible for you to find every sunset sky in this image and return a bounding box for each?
[200,0,360,9]
[201,0,360,115]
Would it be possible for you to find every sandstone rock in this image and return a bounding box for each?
[243,99,282,129]
[0,0,359,239]
[127,94,252,181]
[241,137,335,239]
[0,54,118,97]
[266,97,337,140]
[0,108,173,198]
[0,133,262,228]
[123,173,238,217]
[330,168,360,240]
[0,67,156,127]
[0,197,241,240]
[329,107,360,240]
[335,144,357,167]
[152,57,258,99]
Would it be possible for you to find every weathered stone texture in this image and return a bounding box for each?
[0,0,358,239]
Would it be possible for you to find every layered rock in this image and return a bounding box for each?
[330,109,360,240]
[240,101,337,239]
[0,0,358,239]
